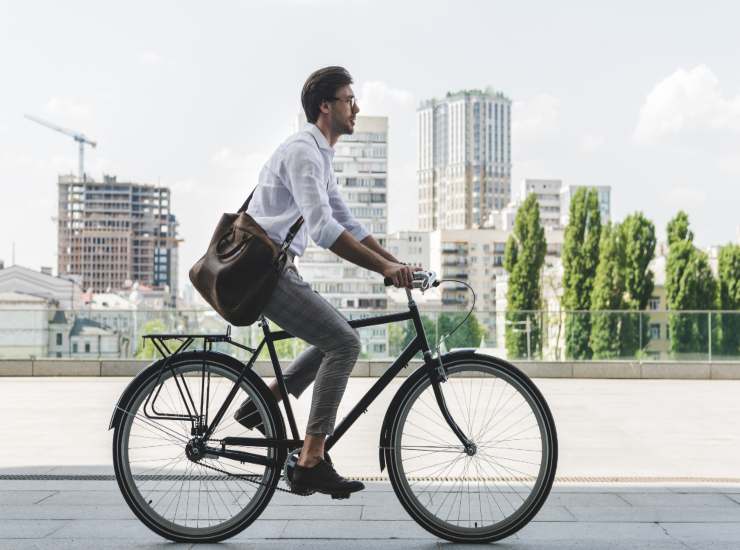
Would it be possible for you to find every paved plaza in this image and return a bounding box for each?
[2,377,740,548]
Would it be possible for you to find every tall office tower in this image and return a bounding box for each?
[297,116,389,356]
[57,174,179,303]
[418,88,512,231]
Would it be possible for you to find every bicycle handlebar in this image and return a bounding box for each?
[383,270,439,291]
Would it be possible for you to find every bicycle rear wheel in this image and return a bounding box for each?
[385,354,557,543]
[112,351,284,543]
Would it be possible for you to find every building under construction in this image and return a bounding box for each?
[57,174,179,303]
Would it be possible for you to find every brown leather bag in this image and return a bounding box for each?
[189,191,303,326]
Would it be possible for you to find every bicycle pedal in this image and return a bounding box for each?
[330,492,351,500]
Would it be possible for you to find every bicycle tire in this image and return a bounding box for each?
[385,354,557,543]
[112,351,285,543]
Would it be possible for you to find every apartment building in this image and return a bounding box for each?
[57,174,179,304]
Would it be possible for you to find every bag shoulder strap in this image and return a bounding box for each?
[241,130,329,252]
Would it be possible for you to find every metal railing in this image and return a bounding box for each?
[0,307,738,362]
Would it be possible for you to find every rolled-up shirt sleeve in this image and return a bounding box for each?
[283,143,345,249]
[329,179,370,242]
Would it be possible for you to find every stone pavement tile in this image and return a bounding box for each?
[618,492,737,507]
[49,518,287,540]
[202,541,438,550]
[0,491,57,505]
[545,492,631,507]
[270,519,436,540]
[270,490,399,507]
[0,541,191,550]
[567,505,740,523]
[0,466,57,475]
[443,543,686,550]
[40,490,125,506]
[661,522,740,545]
[0,504,136,520]
[45,465,114,476]
[259,504,362,520]
[0,519,66,539]
[359,503,574,522]
[552,484,699,493]
[517,521,672,542]
[0,481,116,491]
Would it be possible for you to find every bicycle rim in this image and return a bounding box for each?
[113,359,280,542]
[388,358,557,542]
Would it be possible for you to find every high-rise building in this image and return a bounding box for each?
[418,88,512,231]
[296,116,389,356]
[57,174,179,303]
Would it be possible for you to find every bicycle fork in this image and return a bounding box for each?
[425,351,477,456]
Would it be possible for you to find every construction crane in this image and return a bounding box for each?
[24,114,97,181]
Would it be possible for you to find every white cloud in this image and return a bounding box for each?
[580,134,605,153]
[140,51,164,66]
[512,94,560,143]
[45,97,93,119]
[634,65,740,144]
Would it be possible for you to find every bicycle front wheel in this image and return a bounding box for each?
[385,354,557,543]
[112,351,284,543]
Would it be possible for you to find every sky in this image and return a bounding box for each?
[1,0,739,290]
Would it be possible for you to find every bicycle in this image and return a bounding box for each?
[109,271,558,543]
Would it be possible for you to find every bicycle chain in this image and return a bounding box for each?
[195,455,299,495]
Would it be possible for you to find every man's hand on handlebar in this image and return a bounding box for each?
[382,262,423,289]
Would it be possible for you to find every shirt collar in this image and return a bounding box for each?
[304,123,334,153]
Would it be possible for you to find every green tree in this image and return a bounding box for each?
[665,212,717,355]
[590,224,626,358]
[620,213,657,356]
[257,321,307,360]
[717,244,740,356]
[503,193,546,358]
[562,188,601,359]
[389,315,438,358]
[439,312,485,350]
[136,319,168,359]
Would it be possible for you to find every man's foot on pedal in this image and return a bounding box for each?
[291,458,364,498]
[233,399,266,435]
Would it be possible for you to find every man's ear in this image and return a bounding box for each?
[319,100,331,115]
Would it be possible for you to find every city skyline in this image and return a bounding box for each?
[2,1,739,289]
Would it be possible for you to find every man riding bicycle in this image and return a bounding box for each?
[234,66,421,497]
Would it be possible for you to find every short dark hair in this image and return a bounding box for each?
[301,66,353,123]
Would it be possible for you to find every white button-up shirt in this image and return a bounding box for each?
[246,123,370,257]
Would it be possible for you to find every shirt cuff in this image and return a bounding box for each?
[315,219,346,249]
[349,224,370,242]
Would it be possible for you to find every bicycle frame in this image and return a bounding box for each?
[137,289,474,466]
[217,289,474,458]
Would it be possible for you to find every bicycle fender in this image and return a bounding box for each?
[377,349,482,472]
[108,350,267,431]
